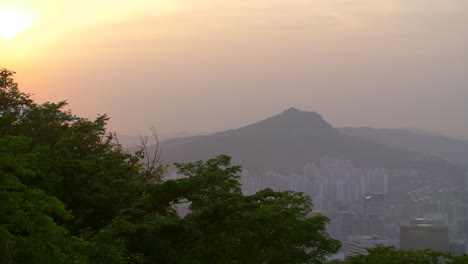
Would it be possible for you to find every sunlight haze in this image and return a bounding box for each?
[1,0,467,139]
[0,8,33,40]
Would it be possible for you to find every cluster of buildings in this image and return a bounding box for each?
[241,156,389,202]
[304,157,388,202]
[241,157,468,256]
[344,218,451,256]
[325,192,402,256]
[400,218,449,252]
[241,157,398,255]
[404,176,468,252]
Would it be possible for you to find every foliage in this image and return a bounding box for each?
[0,136,89,263]
[107,155,341,263]
[1,68,340,263]
[0,68,34,136]
[3,67,462,264]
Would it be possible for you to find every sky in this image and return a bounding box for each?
[1,0,467,139]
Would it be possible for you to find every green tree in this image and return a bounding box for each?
[113,155,341,263]
[0,69,159,262]
[0,136,89,263]
[1,68,340,263]
[0,68,33,136]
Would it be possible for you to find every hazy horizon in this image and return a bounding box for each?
[2,0,467,139]
[117,107,468,142]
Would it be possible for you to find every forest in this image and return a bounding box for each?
[1,68,468,264]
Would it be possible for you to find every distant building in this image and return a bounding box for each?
[449,240,465,256]
[339,212,360,241]
[346,235,393,256]
[362,215,385,236]
[448,202,468,240]
[465,171,468,188]
[400,218,449,252]
[365,193,386,216]
[303,157,390,204]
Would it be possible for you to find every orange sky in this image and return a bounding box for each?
[1,0,467,139]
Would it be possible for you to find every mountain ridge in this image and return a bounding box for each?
[338,126,468,169]
[155,108,463,182]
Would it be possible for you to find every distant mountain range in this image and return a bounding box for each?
[155,108,463,182]
[338,127,468,169]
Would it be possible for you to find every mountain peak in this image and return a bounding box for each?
[158,108,461,178]
[279,107,321,118]
[268,107,331,131]
[282,107,302,113]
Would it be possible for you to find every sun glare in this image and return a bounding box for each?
[0,9,33,40]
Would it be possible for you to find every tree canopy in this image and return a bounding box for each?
[3,67,468,263]
[0,67,340,263]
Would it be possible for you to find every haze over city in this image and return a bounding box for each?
[3,0,468,262]
[1,0,467,139]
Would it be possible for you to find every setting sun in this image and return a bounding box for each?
[0,9,33,40]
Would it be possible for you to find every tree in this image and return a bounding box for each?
[0,136,89,263]
[112,155,341,263]
[1,68,343,263]
[0,68,33,136]
[0,69,157,262]
[7,67,468,264]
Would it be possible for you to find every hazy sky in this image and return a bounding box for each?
[1,0,467,139]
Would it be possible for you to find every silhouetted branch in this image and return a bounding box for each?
[138,128,164,182]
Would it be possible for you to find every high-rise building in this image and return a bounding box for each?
[359,215,384,236]
[400,218,449,252]
[465,171,468,188]
[463,171,468,204]
[338,212,359,241]
[364,193,385,216]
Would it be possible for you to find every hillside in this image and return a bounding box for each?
[339,127,468,169]
[156,108,463,181]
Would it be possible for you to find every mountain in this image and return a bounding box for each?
[156,108,463,181]
[338,127,468,169]
[401,128,448,137]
